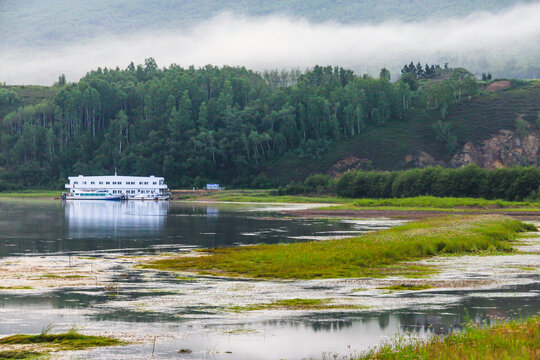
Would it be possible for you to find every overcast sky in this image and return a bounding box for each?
[1,2,539,85]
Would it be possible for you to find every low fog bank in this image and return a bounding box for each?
[2,2,539,85]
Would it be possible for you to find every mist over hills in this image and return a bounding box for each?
[1,0,531,50]
[1,0,539,84]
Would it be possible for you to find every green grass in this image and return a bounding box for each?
[37,274,87,279]
[174,189,352,204]
[176,191,540,213]
[0,286,33,290]
[0,190,61,198]
[378,284,432,291]
[0,330,124,351]
[355,316,540,360]
[350,196,540,209]
[143,215,535,279]
[323,196,540,212]
[0,350,45,359]
[229,298,368,311]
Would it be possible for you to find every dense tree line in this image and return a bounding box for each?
[0,60,478,189]
[332,166,540,201]
[401,61,443,80]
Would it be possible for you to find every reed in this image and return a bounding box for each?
[355,316,539,360]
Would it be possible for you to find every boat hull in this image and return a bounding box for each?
[129,196,170,201]
[63,194,125,200]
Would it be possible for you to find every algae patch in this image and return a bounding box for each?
[229,298,368,312]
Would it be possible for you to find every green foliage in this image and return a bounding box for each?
[336,166,540,201]
[356,316,540,360]
[432,120,458,152]
[0,88,19,105]
[144,215,534,279]
[515,117,528,138]
[1,62,477,189]
[268,80,539,184]
[303,174,334,193]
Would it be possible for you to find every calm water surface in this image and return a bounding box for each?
[0,200,395,256]
[0,199,538,359]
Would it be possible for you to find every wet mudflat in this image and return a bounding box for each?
[0,200,538,359]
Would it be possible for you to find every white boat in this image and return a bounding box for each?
[64,174,171,200]
[62,189,126,200]
[132,193,171,200]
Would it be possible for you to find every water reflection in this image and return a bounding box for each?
[65,201,169,238]
[1,284,538,359]
[0,200,397,256]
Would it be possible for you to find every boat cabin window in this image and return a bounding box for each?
[153,182,157,185]
[74,181,78,184]
[91,182,95,184]
[118,182,122,185]
[99,182,103,184]
[106,182,110,185]
[159,180,163,185]
[83,181,87,184]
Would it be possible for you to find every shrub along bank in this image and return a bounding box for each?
[279,165,540,201]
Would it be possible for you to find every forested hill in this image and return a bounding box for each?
[0,61,538,190]
[1,0,528,50]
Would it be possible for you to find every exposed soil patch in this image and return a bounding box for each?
[486,80,511,91]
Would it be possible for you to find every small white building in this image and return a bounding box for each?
[65,175,169,199]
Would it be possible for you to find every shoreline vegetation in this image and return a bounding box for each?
[173,190,540,211]
[0,328,125,359]
[143,215,536,279]
[4,189,540,216]
[0,189,61,198]
[350,316,539,360]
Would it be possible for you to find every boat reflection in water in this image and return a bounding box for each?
[65,200,169,244]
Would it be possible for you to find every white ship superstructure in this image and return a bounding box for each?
[64,175,171,200]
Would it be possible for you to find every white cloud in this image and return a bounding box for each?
[2,2,539,85]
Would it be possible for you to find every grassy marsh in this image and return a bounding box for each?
[325,196,540,212]
[378,284,432,291]
[0,286,33,290]
[230,298,367,311]
[177,191,540,213]
[0,190,61,198]
[174,189,351,204]
[355,316,540,360]
[0,350,45,359]
[0,330,124,351]
[144,215,535,279]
